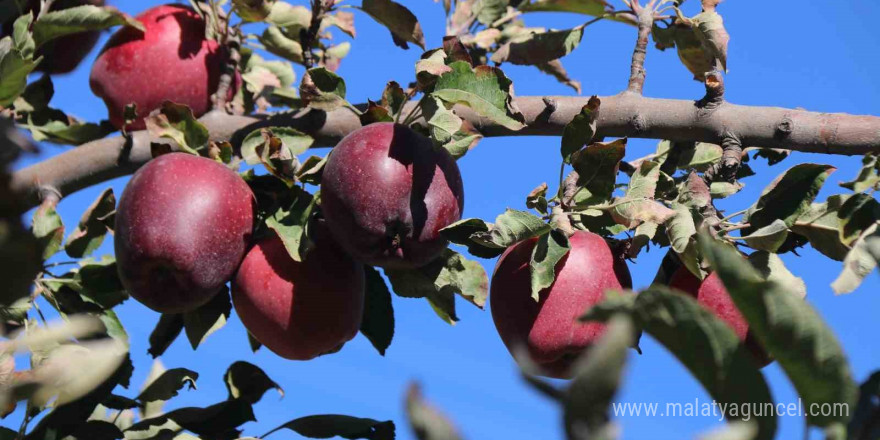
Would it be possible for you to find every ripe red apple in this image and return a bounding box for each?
[1,0,105,74]
[114,153,254,313]
[90,4,233,130]
[232,225,365,360]
[668,268,772,367]
[320,123,464,269]
[490,231,633,379]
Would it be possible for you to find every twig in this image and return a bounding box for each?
[625,1,656,94]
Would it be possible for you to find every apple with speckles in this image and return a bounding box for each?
[490,231,632,379]
[320,123,464,269]
[232,225,365,360]
[1,0,105,74]
[668,267,772,367]
[114,153,254,313]
[90,4,235,130]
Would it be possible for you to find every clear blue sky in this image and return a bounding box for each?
[11,1,880,439]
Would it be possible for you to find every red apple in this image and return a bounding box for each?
[1,0,105,74]
[232,225,365,360]
[90,4,233,130]
[320,123,464,269]
[114,153,254,313]
[668,268,772,367]
[490,231,632,379]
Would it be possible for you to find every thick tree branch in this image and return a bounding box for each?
[10,94,880,210]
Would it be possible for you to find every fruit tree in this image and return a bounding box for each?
[0,0,879,439]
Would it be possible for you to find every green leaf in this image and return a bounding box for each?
[421,95,462,145]
[259,25,304,64]
[790,195,851,261]
[744,164,836,232]
[381,81,406,115]
[438,217,503,258]
[519,0,635,25]
[570,137,626,205]
[224,361,282,404]
[27,118,116,146]
[264,414,395,440]
[529,230,570,301]
[491,26,584,66]
[831,222,879,295]
[699,234,858,428]
[32,198,64,260]
[611,161,675,229]
[137,368,198,403]
[360,0,425,50]
[710,181,745,199]
[837,193,880,246]
[31,5,144,47]
[265,187,316,262]
[564,315,634,439]
[65,188,115,258]
[474,0,508,25]
[265,2,311,29]
[582,288,777,440]
[233,0,274,22]
[147,314,184,358]
[747,251,807,300]
[470,209,550,249]
[12,13,35,58]
[405,383,461,440]
[76,258,129,309]
[182,288,232,350]
[296,155,327,185]
[241,126,313,165]
[385,249,488,321]
[143,102,210,154]
[740,219,789,253]
[432,61,524,131]
[561,99,602,163]
[840,153,880,193]
[0,34,40,107]
[300,67,347,111]
[361,266,395,356]
[526,183,549,215]
[666,203,696,254]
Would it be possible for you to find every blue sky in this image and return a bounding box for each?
[10,1,880,439]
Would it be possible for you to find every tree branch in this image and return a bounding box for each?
[11,94,880,211]
[626,2,655,95]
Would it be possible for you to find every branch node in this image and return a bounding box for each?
[696,70,725,110]
[705,130,742,183]
[630,114,648,133]
[542,97,558,114]
[775,114,794,138]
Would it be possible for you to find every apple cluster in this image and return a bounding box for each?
[90,5,762,373]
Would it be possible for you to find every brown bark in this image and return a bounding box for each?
[10,94,880,210]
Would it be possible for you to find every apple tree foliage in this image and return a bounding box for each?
[0,0,879,439]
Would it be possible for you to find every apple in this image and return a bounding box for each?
[232,225,365,360]
[320,123,464,269]
[1,0,105,74]
[90,4,234,130]
[489,230,632,379]
[668,267,772,367]
[114,153,254,313]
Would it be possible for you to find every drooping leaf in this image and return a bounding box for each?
[263,414,395,440]
[182,288,232,350]
[76,258,129,309]
[840,153,880,193]
[438,217,502,258]
[137,368,198,403]
[582,288,777,440]
[611,161,675,229]
[740,219,789,253]
[491,26,584,66]
[265,187,316,262]
[529,230,570,301]
[470,209,550,250]
[564,315,634,440]
[384,249,488,317]
[144,102,210,154]
[699,234,857,429]
[837,193,880,246]
[405,383,461,440]
[32,198,64,261]
[790,195,851,261]
[224,361,282,404]
[518,0,636,25]
[560,97,601,163]
[831,223,879,295]
[265,2,311,29]
[361,266,395,356]
[432,61,524,131]
[526,183,549,214]
[360,0,425,50]
[125,398,256,440]
[298,66,345,110]
[147,314,184,358]
[744,164,836,232]
[570,137,626,205]
[690,9,729,72]
[66,188,115,258]
[296,155,327,185]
